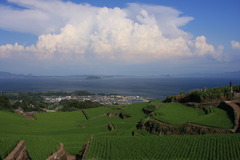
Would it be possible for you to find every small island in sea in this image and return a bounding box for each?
[85,76,102,80]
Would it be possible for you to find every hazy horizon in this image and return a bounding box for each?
[1,70,240,78]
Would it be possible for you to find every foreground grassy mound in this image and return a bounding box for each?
[86,134,240,160]
[0,111,90,159]
[0,136,19,159]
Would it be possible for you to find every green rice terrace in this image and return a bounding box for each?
[153,102,233,129]
[0,85,240,159]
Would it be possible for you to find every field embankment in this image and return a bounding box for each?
[138,101,234,135]
[4,140,30,160]
[219,101,240,132]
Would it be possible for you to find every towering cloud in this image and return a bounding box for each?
[0,0,224,63]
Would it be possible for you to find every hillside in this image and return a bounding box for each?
[0,98,239,159]
[0,102,148,159]
[0,85,240,159]
[165,85,240,103]
[0,71,34,78]
[153,102,233,129]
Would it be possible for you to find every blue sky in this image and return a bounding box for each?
[0,0,239,75]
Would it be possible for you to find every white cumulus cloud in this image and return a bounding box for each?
[0,0,224,63]
[231,40,240,50]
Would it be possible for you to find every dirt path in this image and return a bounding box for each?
[23,112,36,120]
[66,155,76,160]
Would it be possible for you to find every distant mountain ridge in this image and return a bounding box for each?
[1,71,240,79]
[171,71,240,79]
[0,71,34,78]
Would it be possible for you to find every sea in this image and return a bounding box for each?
[0,76,239,100]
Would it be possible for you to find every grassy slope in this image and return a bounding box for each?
[154,103,205,125]
[111,102,148,136]
[0,101,235,159]
[192,108,233,129]
[0,111,89,159]
[83,107,120,119]
[0,102,148,159]
[86,134,240,160]
[0,136,19,159]
[154,103,233,129]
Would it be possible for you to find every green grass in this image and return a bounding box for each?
[192,108,233,129]
[120,102,149,122]
[0,101,235,159]
[86,134,240,160]
[0,111,92,159]
[0,102,147,159]
[153,103,233,129]
[0,136,19,159]
[154,103,205,125]
[0,134,60,160]
[83,107,120,119]
[0,111,95,159]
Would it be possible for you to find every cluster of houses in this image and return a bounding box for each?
[13,94,150,114]
[44,95,150,105]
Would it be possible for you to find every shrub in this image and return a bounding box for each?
[143,105,158,114]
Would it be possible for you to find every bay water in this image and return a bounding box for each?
[0,77,239,100]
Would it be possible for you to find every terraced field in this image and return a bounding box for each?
[192,107,233,129]
[0,136,19,159]
[154,102,205,125]
[0,102,149,159]
[0,111,89,159]
[154,102,233,129]
[83,107,120,119]
[0,101,236,159]
[86,134,240,160]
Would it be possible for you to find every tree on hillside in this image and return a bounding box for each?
[230,81,233,93]
[0,96,11,111]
